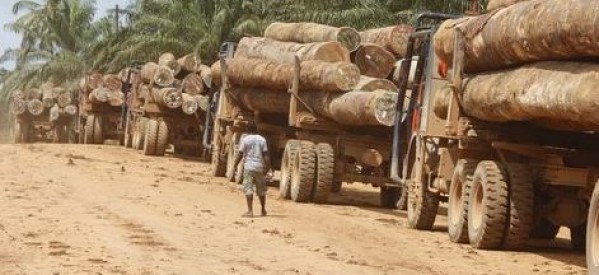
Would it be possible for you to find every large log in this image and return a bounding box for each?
[235,37,350,63]
[103,74,123,91]
[354,76,397,92]
[11,99,26,115]
[182,73,205,95]
[352,44,396,78]
[229,87,397,126]
[264,22,361,52]
[151,87,183,109]
[159,52,181,75]
[154,65,176,87]
[434,62,599,132]
[177,54,199,73]
[27,99,44,116]
[198,65,212,88]
[434,0,599,73]
[141,62,159,84]
[487,0,532,10]
[89,88,110,103]
[181,93,199,115]
[211,58,360,91]
[359,25,413,57]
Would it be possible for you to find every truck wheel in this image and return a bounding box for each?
[503,163,534,250]
[530,218,560,239]
[279,140,300,199]
[571,223,586,252]
[448,159,477,243]
[93,115,103,145]
[587,181,599,273]
[290,141,316,203]
[312,143,334,204]
[407,164,440,230]
[155,120,169,156]
[226,132,243,183]
[84,115,95,144]
[380,186,401,208]
[143,119,159,156]
[468,160,509,249]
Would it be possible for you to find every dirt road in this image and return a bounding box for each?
[0,144,586,274]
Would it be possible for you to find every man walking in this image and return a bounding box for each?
[230,122,271,217]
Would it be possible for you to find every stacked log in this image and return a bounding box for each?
[235,37,350,63]
[433,0,599,133]
[352,43,395,78]
[136,52,212,115]
[11,83,78,120]
[264,22,362,52]
[486,0,533,10]
[359,25,413,57]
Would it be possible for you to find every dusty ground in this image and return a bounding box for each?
[0,144,587,274]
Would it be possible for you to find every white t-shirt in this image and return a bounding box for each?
[238,134,268,172]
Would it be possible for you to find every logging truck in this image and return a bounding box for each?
[209,43,404,207]
[392,13,599,268]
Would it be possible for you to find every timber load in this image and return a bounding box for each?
[135,52,210,114]
[11,83,78,121]
[80,73,125,107]
[264,22,362,52]
[433,0,599,73]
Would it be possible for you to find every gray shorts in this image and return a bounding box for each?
[243,170,267,196]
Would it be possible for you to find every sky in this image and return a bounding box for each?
[0,0,130,70]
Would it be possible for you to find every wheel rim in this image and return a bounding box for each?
[593,208,599,266]
[449,178,463,225]
[471,180,484,230]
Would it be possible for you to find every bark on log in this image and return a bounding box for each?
[211,58,360,91]
[434,62,599,132]
[487,0,532,10]
[229,87,397,126]
[103,74,123,91]
[434,0,599,73]
[154,65,176,87]
[195,94,210,112]
[353,44,395,78]
[359,25,413,57]
[264,22,361,52]
[177,54,199,73]
[182,73,205,95]
[354,76,397,92]
[235,37,350,63]
[152,87,183,109]
[141,62,159,84]
[198,64,212,89]
[89,88,110,103]
[11,99,26,115]
[49,104,60,122]
[159,52,181,75]
[27,99,44,116]
[181,93,199,115]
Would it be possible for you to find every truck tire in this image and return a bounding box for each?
[530,218,560,239]
[586,181,599,273]
[407,163,440,230]
[143,119,159,156]
[468,160,509,249]
[503,163,534,250]
[290,141,316,203]
[155,120,169,156]
[312,143,334,204]
[380,186,401,208]
[448,159,477,244]
[84,115,96,144]
[93,115,103,144]
[279,140,300,199]
[571,223,586,252]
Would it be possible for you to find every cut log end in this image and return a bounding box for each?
[334,63,362,91]
[153,87,182,109]
[372,91,398,126]
[181,94,199,115]
[354,44,395,79]
[154,66,176,87]
[11,99,27,115]
[337,27,362,52]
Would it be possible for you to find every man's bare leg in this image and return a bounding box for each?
[259,196,267,216]
[244,195,253,217]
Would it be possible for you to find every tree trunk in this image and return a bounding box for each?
[264,22,361,52]
[27,99,44,116]
[359,25,413,57]
[159,52,181,76]
[152,87,182,109]
[487,0,532,10]
[211,58,360,92]
[181,93,199,115]
[141,62,159,84]
[177,54,199,73]
[182,73,205,95]
[229,88,397,126]
[103,74,122,91]
[352,44,395,78]
[235,37,350,63]
[434,62,599,132]
[154,65,176,87]
[198,64,212,89]
[11,99,26,115]
[354,76,397,92]
[434,0,599,73]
